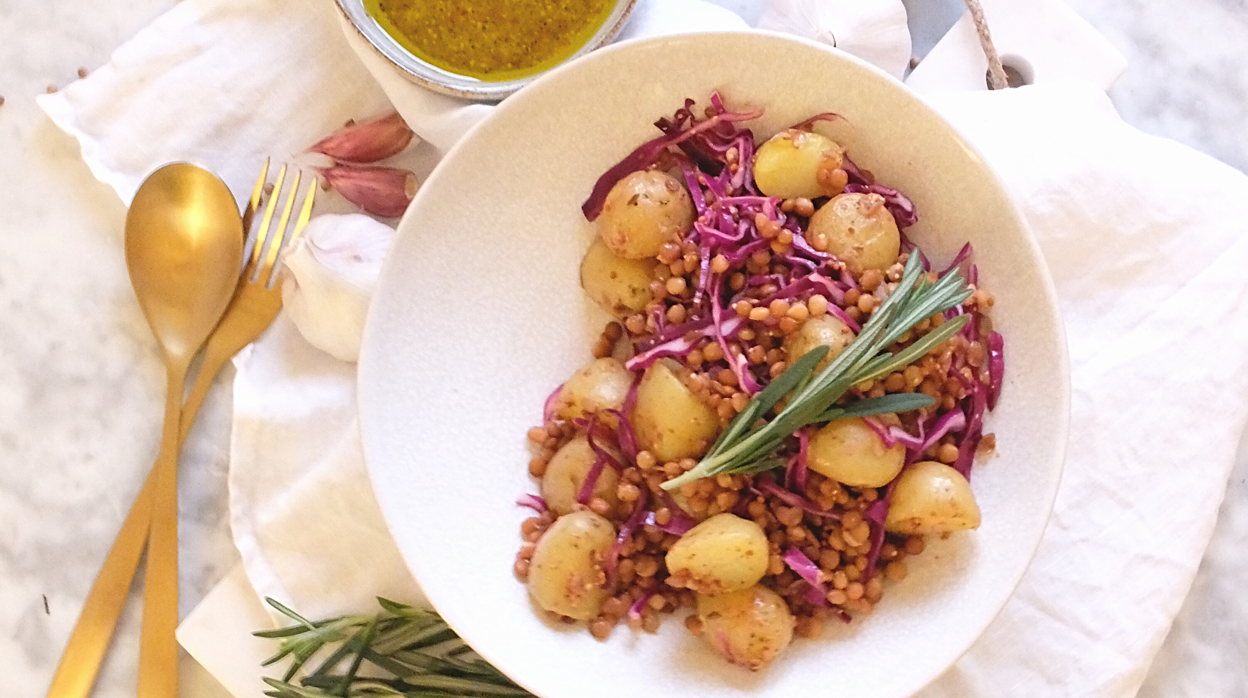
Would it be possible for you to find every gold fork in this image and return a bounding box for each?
[45,161,316,698]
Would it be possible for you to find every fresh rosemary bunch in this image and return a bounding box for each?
[663,253,972,490]
[256,597,534,698]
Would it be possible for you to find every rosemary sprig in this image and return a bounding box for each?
[256,598,534,698]
[663,254,971,490]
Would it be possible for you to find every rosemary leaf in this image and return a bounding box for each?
[818,392,937,422]
[259,599,536,698]
[663,254,972,488]
[724,454,789,475]
[263,678,334,698]
[854,313,970,385]
[395,674,533,696]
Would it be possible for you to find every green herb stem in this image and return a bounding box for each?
[257,598,534,698]
[663,254,972,490]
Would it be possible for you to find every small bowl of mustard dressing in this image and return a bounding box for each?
[337,0,638,101]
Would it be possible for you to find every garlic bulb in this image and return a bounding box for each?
[758,0,912,80]
[281,213,394,362]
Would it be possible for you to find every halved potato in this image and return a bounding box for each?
[885,460,981,535]
[633,359,719,462]
[580,238,656,317]
[807,417,905,488]
[697,586,795,671]
[666,514,768,595]
[528,511,615,620]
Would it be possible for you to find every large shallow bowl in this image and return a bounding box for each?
[359,31,1069,698]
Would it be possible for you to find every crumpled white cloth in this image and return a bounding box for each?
[38,0,1248,696]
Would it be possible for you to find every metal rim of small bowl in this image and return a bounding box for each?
[335,0,640,102]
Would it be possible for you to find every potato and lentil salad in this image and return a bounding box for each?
[514,94,1004,672]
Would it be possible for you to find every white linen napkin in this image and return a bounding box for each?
[38,1,1248,696]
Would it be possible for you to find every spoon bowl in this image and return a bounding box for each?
[125,163,244,360]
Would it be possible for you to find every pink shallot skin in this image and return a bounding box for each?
[310,111,414,164]
[318,165,418,219]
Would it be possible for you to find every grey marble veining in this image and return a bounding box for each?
[1071,0,1248,174]
[0,1,237,696]
[0,1,1245,697]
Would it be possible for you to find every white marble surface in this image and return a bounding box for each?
[1,1,1245,697]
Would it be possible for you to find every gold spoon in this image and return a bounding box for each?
[123,163,243,698]
[45,162,316,698]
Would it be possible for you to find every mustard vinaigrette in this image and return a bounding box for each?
[366,0,616,82]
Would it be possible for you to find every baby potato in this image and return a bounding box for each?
[555,357,633,424]
[598,170,694,259]
[666,514,768,594]
[633,358,720,462]
[752,129,844,200]
[541,436,621,516]
[807,417,905,488]
[580,238,657,316]
[697,586,795,671]
[783,315,856,370]
[528,511,615,620]
[885,460,981,535]
[806,192,901,274]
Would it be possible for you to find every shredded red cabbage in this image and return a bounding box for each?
[605,496,649,584]
[952,378,988,480]
[864,410,966,460]
[674,154,707,214]
[839,154,918,228]
[782,547,829,600]
[516,494,547,514]
[899,231,932,271]
[585,420,624,471]
[710,279,762,394]
[625,316,745,371]
[659,492,699,532]
[787,112,841,131]
[576,455,607,506]
[579,419,627,506]
[940,242,973,278]
[987,331,1005,410]
[843,183,918,228]
[825,302,863,333]
[542,384,563,423]
[860,498,890,583]
[784,429,810,492]
[628,592,652,621]
[583,97,763,221]
[644,510,694,536]
[755,478,841,520]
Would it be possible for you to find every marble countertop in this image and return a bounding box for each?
[2,1,1245,697]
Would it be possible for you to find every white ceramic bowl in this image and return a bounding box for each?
[359,31,1070,698]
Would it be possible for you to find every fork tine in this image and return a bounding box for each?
[250,163,288,276]
[258,170,302,287]
[240,159,271,272]
[288,176,317,250]
[264,177,317,288]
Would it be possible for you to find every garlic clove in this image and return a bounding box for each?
[319,165,419,219]
[280,213,395,362]
[310,111,416,164]
[758,0,912,80]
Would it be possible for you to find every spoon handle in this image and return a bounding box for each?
[136,363,188,698]
[43,342,236,698]
[43,470,154,698]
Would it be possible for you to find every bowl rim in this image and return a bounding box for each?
[333,0,640,101]
[359,29,1072,698]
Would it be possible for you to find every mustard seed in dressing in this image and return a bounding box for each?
[368,0,614,81]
